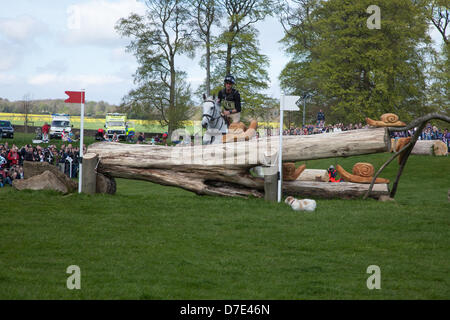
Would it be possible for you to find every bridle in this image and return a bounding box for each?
[202,99,225,131]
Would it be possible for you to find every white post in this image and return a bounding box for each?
[278,94,284,203]
[78,90,85,193]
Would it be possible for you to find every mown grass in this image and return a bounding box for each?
[0,140,448,299]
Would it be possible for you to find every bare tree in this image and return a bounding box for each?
[190,0,222,96]
[116,0,195,135]
[429,0,449,44]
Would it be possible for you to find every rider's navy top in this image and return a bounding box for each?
[218,88,241,113]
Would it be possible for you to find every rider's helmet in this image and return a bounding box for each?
[224,74,235,85]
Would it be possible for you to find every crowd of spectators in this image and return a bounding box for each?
[281,118,449,151]
[0,141,86,187]
[389,123,449,150]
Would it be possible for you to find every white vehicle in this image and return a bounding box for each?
[50,114,71,139]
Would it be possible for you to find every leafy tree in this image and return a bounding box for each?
[206,0,276,121]
[280,0,432,124]
[211,25,275,120]
[116,0,195,134]
[425,0,449,115]
[427,43,449,114]
[120,71,194,129]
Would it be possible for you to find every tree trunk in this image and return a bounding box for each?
[96,173,116,194]
[168,59,176,136]
[206,34,211,96]
[87,128,390,198]
[226,42,232,75]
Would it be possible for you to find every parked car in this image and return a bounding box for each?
[0,120,14,138]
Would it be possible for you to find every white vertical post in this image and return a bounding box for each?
[78,90,85,193]
[278,94,284,203]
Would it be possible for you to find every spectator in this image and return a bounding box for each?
[42,122,50,142]
[137,132,145,144]
[317,109,325,124]
[8,147,19,166]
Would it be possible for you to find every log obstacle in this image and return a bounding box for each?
[85,112,449,200]
[87,127,390,199]
[297,169,329,182]
[411,140,448,156]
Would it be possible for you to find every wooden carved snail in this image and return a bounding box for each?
[336,162,389,184]
[222,120,258,143]
[366,113,406,127]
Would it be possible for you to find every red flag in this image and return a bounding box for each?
[65,91,85,104]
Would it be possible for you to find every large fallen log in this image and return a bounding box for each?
[283,181,389,199]
[87,128,390,198]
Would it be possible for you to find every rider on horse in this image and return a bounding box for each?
[218,74,241,126]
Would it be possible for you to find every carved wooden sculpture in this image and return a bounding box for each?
[222,120,258,143]
[282,163,306,181]
[337,163,389,184]
[366,113,406,127]
[394,137,411,164]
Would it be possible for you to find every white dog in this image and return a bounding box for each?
[285,196,317,212]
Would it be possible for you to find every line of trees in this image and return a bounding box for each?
[279,0,449,125]
[115,0,278,134]
[115,0,449,134]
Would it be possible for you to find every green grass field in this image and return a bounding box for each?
[0,133,449,299]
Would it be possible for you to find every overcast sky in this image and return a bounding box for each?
[0,0,289,105]
[0,0,444,106]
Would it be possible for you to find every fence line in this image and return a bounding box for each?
[0,112,280,129]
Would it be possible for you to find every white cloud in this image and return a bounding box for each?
[63,0,146,47]
[111,46,136,61]
[36,59,69,74]
[0,73,18,85]
[28,73,125,86]
[0,15,48,43]
[0,45,21,71]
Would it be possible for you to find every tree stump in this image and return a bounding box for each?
[81,153,98,194]
[412,140,448,156]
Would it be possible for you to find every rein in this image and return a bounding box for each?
[202,100,225,132]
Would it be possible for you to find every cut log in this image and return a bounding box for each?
[411,140,448,156]
[264,173,278,202]
[283,181,390,199]
[81,153,98,194]
[96,173,116,194]
[87,128,390,198]
[297,169,329,182]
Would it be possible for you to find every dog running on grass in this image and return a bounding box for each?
[285,196,317,212]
